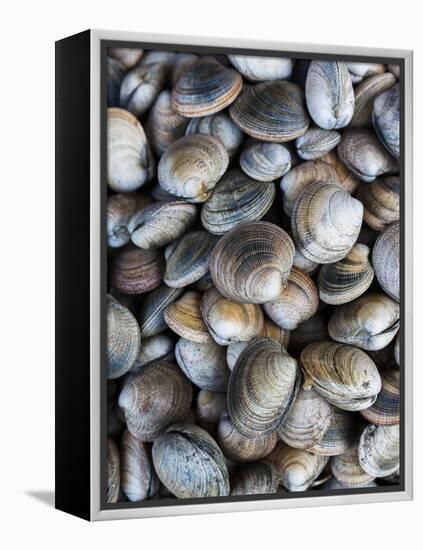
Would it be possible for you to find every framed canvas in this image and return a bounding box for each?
[55,29,413,521]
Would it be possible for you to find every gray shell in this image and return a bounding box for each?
[240,141,291,181]
[295,128,341,160]
[372,222,400,301]
[373,83,400,159]
[358,424,400,477]
[228,55,294,81]
[350,72,396,128]
[230,462,278,496]
[137,285,183,338]
[185,112,243,158]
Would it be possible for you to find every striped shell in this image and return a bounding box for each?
[295,128,341,160]
[228,55,294,81]
[331,441,376,487]
[300,341,382,411]
[209,221,295,304]
[373,83,400,159]
[319,150,361,195]
[346,62,386,84]
[230,80,310,142]
[308,408,357,456]
[240,141,292,181]
[201,169,275,235]
[118,361,193,441]
[357,176,400,231]
[120,58,167,117]
[350,72,396,128]
[164,290,213,343]
[107,193,152,248]
[358,424,400,477]
[361,369,400,425]
[137,285,183,338]
[185,112,243,158]
[109,47,143,69]
[372,222,400,301]
[107,439,120,503]
[132,332,175,371]
[230,462,278,496]
[110,246,164,295]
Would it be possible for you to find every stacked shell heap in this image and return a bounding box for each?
[106,49,401,503]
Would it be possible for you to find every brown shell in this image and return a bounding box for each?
[107,439,120,503]
[357,176,399,231]
[164,291,213,343]
[110,246,164,295]
[308,408,357,456]
[331,441,376,488]
[361,369,400,425]
[372,222,400,301]
[230,462,278,496]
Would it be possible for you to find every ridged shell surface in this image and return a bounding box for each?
[107,193,153,248]
[120,58,167,117]
[331,442,376,487]
[372,222,400,301]
[358,424,400,477]
[361,369,400,425]
[240,141,291,181]
[164,291,213,343]
[109,47,143,69]
[137,285,183,338]
[308,408,357,456]
[350,72,396,128]
[228,55,294,81]
[110,246,164,295]
[373,83,400,158]
[357,176,400,231]
[295,128,341,160]
[185,112,243,158]
[230,462,278,496]
[107,439,120,503]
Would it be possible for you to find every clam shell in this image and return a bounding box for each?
[372,222,400,301]
[228,55,294,81]
[318,243,374,305]
[120,58,167,117]
[164,290,213,344]
[107,193,153,248]
[291,181,363,264]
[240,141,291,181]
[131,332,175,372]
[300,341,382,411]
[107,57,124,107]
[319,150,360,195]
[158,134,229,202]
[110,246,164,295]
[357,176,400,231]
[338,129,397,183]
[185,112,243,159]
[107,295,141,379]
[118,361,193,441]
[350,72,396,128]
[278,385,333,449]
[228,337,299,438]
[209,221,295,304]
[280,159,338,216]
[373,83,400,159]
[196,390,227,433]
[295,128,341,161]
[109,47,143,69]
[172,56,243,117]
[346,62,386,84]
[107,108,155,192]
[146,90,189,157]
[293,248,319,274]
[305,61,354,129]
[152,423,230,498]
[164,230,218,288]
[308,408,357,456]
[358,424,400,477]
[170,53,199,88]
[230,80,310,142]
[266,442,329,491]
[387,64,400,80]
[129,201,197,250]
[226,342,248,371]
[361,369,400,425]
[107,439,120,503]
[230,462,278,496]
[264,267,319,331]
[328,292,400,351]
[137,285,183,338]
[201,287,264,346]
[217,412,278,462]
[175,337,230,392]
[331,441,376,487]
[120,430,159,501]
[201,169,275,235]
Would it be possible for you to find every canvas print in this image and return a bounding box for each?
[105,47,400,506]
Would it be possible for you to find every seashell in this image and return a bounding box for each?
[230,462,278,496]
[372,222,400,301]
[318,243,374,305]
[120,57,167,117]
[301,341,382,411]
[118,361,193,441]
[158,134,229,202]
[291,181,363,264]
[308,408,357,456]
[141,50,176,67]
[152,423,230,498]
[350,72,396,128]
[395,333,400,366]
[266,442,329,492]
[305,61,354,129]
[196,390,227,433]
[361,369,400,425]
[319,150,360,195]
[278,384,333,449]
[328,292,400,351]
[357,176,400,231]
[289,311,329,351]
[150,182,178,202]
[107,108,155,192]
[107,439,120,503]
[321,477,377,490]
[172,56,242,117]
[120,430,160,502]
[280,159,338,216]
[131,332,175,371]
[109,47,143,69]
[186,112,243,159]
[164,230,218,288]
[293,248,319,274]
[107,193,152,248]
[146,90,189,157]
[217,411,278,462]
[175,337,230,392]
[201,287,264,346]
[230,80,309,142]
[373,83,400,159]
[164,290,213,343]
[331,441,376,487]
[260,317,291,348]
[228,337,299,438]
[137,285,183,338]
[264,267,319,331]
[358,424,400,477]
[226,342,248,371]
[128,201,197,250]
[240,141,291,181]
[209,221,295,304]
[228,55,294,81]
[170,53,199,88]
[110,245,164,295]
[346,62,386,84]
[201,169,275,235]
[295,128,341,160]
[107,295,141,379]
[107,57,124,107]
[387,64,400,80]
[195,271,215,292]
[338,129,397,183]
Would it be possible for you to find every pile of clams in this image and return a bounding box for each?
[106,48,401,504]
